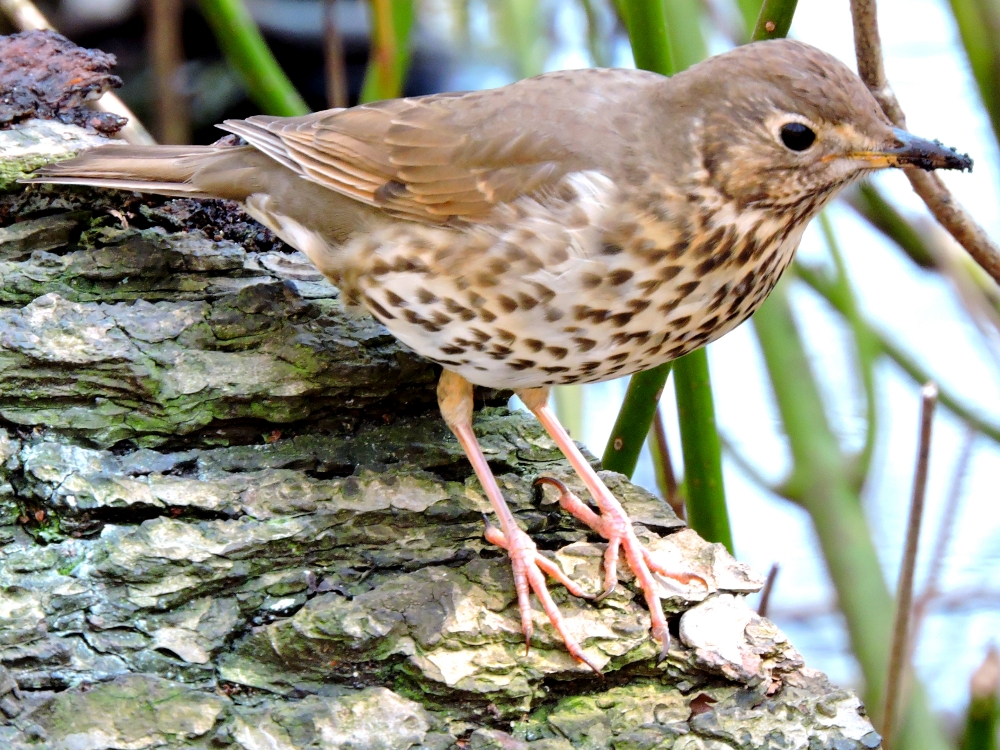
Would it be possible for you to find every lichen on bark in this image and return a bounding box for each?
[0,120,880,750]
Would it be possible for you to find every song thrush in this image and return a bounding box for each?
[29,39,971,672]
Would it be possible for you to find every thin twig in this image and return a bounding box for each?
[149,0,189,144]
[911,426,975,645]
[882,382,938,750]
[650,407,684,519]
[324,0,349,108]
[906,171,1000,284]
[757,563,780,617]
[0,0,156,144]
[849,0,903,124]
[849,0,1000,286]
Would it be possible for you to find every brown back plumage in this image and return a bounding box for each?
[217,67,665,223]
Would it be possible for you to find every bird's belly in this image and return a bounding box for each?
[345,191,802,391]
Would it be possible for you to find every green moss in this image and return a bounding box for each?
[57,556,84,576]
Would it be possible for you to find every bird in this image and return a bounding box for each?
[27,38,971,673]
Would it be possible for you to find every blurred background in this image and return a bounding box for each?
[2,0,997,745]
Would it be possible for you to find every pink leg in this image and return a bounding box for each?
[438,372,601,674]
[519,388,707,661]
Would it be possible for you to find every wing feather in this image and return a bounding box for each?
[217,68,655,223]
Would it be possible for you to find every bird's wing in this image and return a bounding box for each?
[219,70,653,224]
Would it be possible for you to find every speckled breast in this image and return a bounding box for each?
[342,171,807,390]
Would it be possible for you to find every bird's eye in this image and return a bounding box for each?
[780,122,816,151]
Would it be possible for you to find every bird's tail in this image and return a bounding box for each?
[23,144,247,199]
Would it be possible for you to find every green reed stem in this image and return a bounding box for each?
[817,214,880,491]
[554,385,585,445]
[499,0,547,79]
[962,650,1000,750]
[617,0,674,75]
[751,0,799,41]
[963,697,1000,750]
[360,0,415,103]
[579,0,611,67]
[610,0,732,552]
[847,183,935,267]
[198,0,309,116]
[947,0,1000,145]
[662,0,707,73]
[752,281,891,709]
[602,363,671,478]
[673,351,733,553]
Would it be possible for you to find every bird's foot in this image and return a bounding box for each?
[535,476,707,662]
[482,516,602,675]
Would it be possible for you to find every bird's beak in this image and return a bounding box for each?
[856,128,973,171]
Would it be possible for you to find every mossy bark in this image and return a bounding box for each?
[0,121,880,750]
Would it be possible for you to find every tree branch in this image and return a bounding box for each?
[849,0,1000,285]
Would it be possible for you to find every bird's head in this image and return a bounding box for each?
[672,39,971,214]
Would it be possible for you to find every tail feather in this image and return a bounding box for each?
[23,144,237,198]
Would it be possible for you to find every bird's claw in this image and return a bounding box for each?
[483,515,602,673]
[533,474,570,495]
[656,637,671,665]
[594,580,617,603]
[534,471,706,664]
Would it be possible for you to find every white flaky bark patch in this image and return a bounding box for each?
[679,592,804,687]
[0,119,111,191]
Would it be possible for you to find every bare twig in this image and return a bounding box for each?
[149,0,189,144]
[849,0,904,124]
[757,563,780,617]
[849,0,1000,286]
[650,407,684,519]
[0,0,157,145]
[912,426,975,644]
[882,382,938,750]
[906,171,1000,284]
[324,0,349,108]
